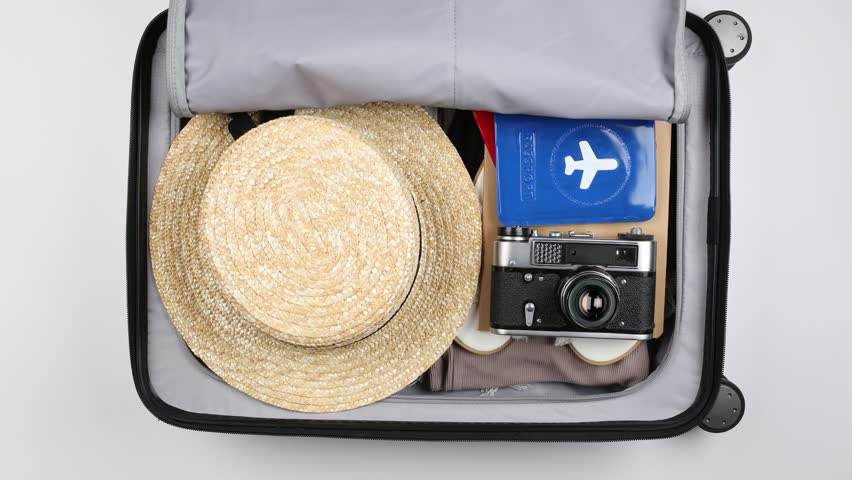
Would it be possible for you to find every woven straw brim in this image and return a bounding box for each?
[149,104,481,412]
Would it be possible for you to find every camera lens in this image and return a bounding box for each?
[577,287,609,320]
[558,271,619,329]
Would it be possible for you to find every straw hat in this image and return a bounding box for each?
[150,103,481,412]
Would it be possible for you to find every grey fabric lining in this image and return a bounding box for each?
[166,0,190,118]
[671,0,691,122]
[144,28,710,423]
[167,0,689,122]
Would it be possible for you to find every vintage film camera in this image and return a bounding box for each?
[490,227,656,340]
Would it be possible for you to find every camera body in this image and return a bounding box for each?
[490,227,656,340]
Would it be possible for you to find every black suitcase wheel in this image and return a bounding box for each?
[700,377,745,433]
[705,10,752,69]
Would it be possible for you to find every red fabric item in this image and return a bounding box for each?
[473,111,496,164]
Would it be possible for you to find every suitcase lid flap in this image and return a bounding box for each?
[167,0,690,122]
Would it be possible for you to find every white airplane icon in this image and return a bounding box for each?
[563,141,619,190]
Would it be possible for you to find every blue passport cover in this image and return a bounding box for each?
[495,115,656,226]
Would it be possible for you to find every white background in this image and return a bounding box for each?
[1,0,850,478]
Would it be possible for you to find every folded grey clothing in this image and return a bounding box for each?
[427,338,650,392]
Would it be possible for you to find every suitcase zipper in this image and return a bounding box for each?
[126,11,731,440]
[126,10,164,418]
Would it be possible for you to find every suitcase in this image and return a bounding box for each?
[127,0,750,440]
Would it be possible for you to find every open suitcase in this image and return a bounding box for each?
[127,1,751,440]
